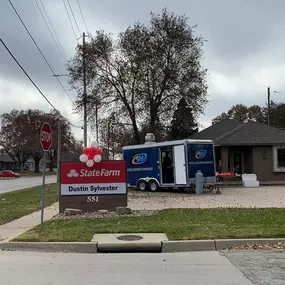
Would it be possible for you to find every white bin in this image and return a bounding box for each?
[243,180,260,187]
[242,174,257,181]
[242,173,259,188]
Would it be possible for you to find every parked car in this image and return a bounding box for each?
[0,170,20,178]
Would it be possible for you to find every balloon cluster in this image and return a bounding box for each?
[79,141,102,167]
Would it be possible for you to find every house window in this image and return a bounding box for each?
[277,149,285,167]
[273,146,285,172]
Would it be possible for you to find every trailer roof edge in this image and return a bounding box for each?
[122,139,214,150]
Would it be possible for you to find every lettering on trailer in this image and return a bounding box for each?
[127,167,154,172]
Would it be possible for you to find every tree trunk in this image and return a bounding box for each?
[133,124,141,144]
[20,164,24,176]
[49,161,54,172]
[48,151,55,172]
[149,105,158,134]
[130,115,141,144]
[34,158,40,173]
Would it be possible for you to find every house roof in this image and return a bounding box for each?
[191,119,285,146]
[0,155,14,163]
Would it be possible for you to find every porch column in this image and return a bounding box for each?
[221,147,229,172]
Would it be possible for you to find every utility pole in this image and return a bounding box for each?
[107,121,110,159]
[83,32,87,147]
[267,86,271,126]
[112,125,115,160]
[57,118,61,183]
[95,100,99,143]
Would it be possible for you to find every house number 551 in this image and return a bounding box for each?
[87,196,99,203]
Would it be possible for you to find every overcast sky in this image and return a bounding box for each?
[1,0,285,141]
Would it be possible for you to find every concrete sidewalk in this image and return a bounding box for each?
[0,202,58,242]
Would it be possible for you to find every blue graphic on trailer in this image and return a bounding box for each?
[188,144,215,178]
[123,147,160,187]
[194,149,207,159]
[132,153,148,165]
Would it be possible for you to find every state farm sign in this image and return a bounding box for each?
[59,161,127,213]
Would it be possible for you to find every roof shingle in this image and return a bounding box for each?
[0,155,14,163]
[191,119,285,146]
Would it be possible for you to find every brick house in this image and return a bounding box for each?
[190,119,285,182]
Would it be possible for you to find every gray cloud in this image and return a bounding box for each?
[1,0,285,138]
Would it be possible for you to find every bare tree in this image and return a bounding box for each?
[68,9,208,143]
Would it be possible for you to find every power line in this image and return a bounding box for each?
[77,0,89,34]
[1,38,56,110]
[67,0,81,35]
[62,0,78,41]
[0,38,82,129]
[36,0,68,62]
[8,0,73,103]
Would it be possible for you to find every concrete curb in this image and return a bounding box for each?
[215,238,285,250]
[0,242,97,253]
[162,240,215,252]
[1,238,285,253]
[97,242,161,252]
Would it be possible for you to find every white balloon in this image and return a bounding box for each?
[91,141,98,148]
[86,159,94,167]
[79,154,88,163]
[94,154,102,163]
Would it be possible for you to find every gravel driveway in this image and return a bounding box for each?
[223,250,285,285]
[127,186,285,210]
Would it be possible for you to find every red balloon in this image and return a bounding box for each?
[94,148,101,155]
[83,147,90,155]
[88,153,94,160]
[89,146,96,155]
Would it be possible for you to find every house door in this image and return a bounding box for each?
[233,153,242,174]
[173,145,187,185]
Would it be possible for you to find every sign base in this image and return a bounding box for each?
[59,194,127,213]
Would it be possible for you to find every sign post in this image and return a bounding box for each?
[40,122,52,231]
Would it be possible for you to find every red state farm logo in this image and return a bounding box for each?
[67,169,79,177]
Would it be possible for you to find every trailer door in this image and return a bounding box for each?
[173,145,187,185]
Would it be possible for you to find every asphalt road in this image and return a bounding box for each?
[0,176,57,193]
[0,251,253,285]
[223,250,285,285]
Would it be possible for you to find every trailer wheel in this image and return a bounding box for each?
[186,185,195,194]
[208,185,214,192]
[148,180,159,192]
[137,180,148,191]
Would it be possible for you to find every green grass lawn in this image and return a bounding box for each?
[14,208,285,242]
[22,171,57,177]
[0,183,59,226]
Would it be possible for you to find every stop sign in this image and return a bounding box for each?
[40,122,52,151]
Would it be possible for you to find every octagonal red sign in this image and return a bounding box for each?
[40,122,52,151]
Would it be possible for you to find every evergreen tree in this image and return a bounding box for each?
[169,98,198,140]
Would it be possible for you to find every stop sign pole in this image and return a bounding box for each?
[40,122,52,231]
